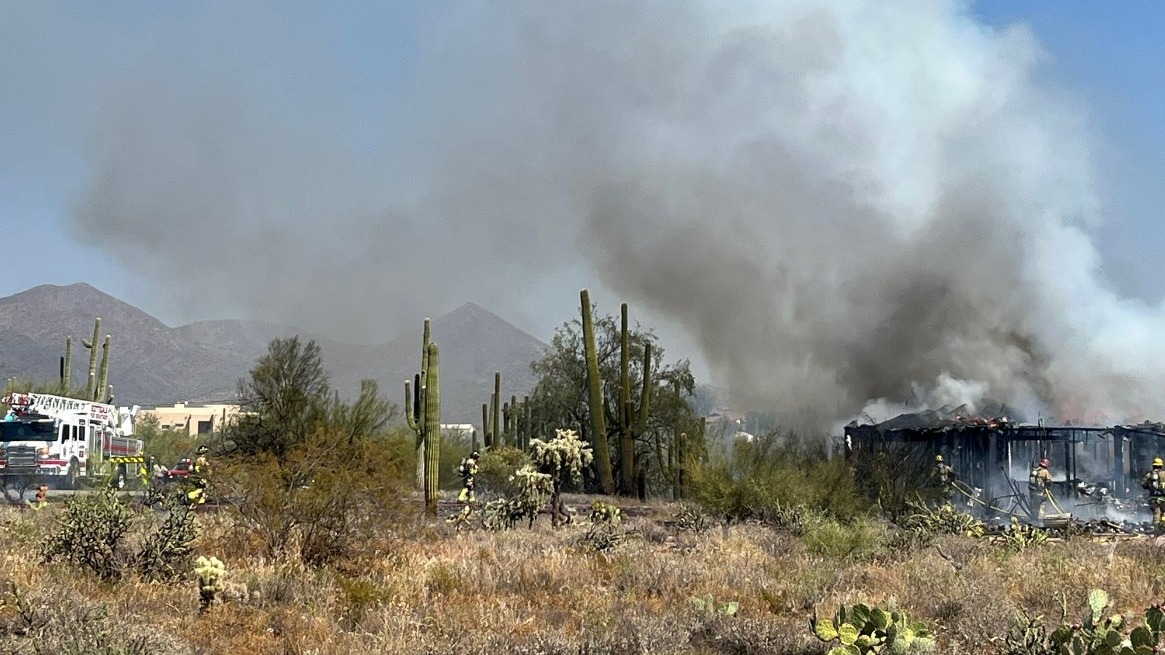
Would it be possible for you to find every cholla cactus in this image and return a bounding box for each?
[194,555,227,612]
[529,429,594,481]
[529,429,593,527]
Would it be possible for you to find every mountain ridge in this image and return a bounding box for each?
[0,283,547,423]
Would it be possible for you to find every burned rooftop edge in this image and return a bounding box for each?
[845,403,1165,438]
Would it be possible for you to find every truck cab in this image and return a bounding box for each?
[0,393,141,489]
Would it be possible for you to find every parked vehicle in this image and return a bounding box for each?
[0,392,142,489]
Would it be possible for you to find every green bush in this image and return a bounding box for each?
[219,429,414,566]
[476,447,532,498]
[801,515,886,559]
[688,431,865,522]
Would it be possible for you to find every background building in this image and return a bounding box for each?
[138,402,241,436]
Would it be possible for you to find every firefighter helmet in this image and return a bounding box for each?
[1039,458,1050,468]
[1154,457,1163,469]
[935,454,943,463]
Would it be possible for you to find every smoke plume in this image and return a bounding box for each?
[55,1,1165,426]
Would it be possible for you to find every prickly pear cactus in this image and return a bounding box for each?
[811,603,936,654]
[1043,588,1165,655]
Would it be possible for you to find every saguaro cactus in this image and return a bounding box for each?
[95,335,111,402]
[60,336,72,394]
[423,343,441,517]
[580,289,615,496]
[482,402,491,449]
[492,372,502,448]
[406,319,431,491]
[617,303,652,497]
[82,318,101,401]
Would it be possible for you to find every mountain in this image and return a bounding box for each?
[0,283,547,423]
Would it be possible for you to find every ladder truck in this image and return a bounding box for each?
[0,392,142,490]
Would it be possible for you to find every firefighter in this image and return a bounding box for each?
[1141,457,1165,526]
[457,450,480,505]
[187,446,210,506]
[932,454,955,503]
[27,484,48,510]
[1028,457,1052,522]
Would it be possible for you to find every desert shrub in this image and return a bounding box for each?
[476,446,531,498]
[221,430,413,566]
[852,442,944,519]
[800,515,886,559]
[40,487,135,581]
[0,580,191,655]
[438,427,474,491]
[688,430,865,522]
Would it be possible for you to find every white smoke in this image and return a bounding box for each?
[38,0,1165,427]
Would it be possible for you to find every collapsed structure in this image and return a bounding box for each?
[843,404,1165,522]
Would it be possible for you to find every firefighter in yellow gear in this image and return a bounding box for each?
[1028,457,1052,522]
[187,446,210,506]
[27,484,48,510]
[457,451,480,505]
[1142,457,1165,526]
[932,454,954,503]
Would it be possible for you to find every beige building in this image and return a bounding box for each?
[138,402,242,436]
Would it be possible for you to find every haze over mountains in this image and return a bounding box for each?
[0,283,547,424]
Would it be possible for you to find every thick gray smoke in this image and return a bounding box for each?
[58,1,1165,426]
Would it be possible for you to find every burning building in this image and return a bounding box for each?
[844,404,1165,524]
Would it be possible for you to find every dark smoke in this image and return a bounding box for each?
[51,1,1165,426]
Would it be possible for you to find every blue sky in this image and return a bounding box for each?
[1,1,1163,348]
[972,0,1165,303]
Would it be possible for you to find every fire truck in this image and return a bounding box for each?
[0,392,142,490]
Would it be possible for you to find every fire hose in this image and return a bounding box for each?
[949,479,1067,520]
[949,479,1028,518]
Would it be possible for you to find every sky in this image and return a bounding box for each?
[2,1,1164,425]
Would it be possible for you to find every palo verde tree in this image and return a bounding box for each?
[216,336,407,565]
[224,336,332,460]
[526,296,699,497]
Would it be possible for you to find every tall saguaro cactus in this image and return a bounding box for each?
[82,318,101,401]
[580,289,615,496]
[423,343,441,517]
[617,303,652,497]
[406,319,431,491]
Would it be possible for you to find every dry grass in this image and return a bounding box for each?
[0,498,1163,654]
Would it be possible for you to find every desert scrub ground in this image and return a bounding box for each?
[1,492,1164,655]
